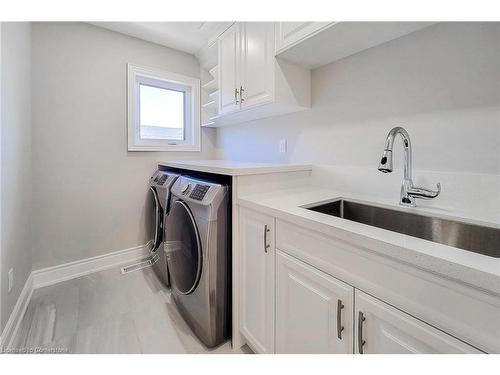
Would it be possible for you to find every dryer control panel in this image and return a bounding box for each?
[171,176,227,209]
[190,184,210,201]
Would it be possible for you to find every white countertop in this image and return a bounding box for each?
[158,159,312,176]
[238,187,500,295]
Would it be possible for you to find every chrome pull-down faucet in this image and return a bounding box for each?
[378,126,441,207]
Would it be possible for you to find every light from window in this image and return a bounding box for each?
[139,84,185,141]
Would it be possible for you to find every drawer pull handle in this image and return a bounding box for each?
[264,225,270,253]
[337,299,345,340]
[358,311,366,354]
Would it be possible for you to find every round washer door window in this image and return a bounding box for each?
[165,200,202,295]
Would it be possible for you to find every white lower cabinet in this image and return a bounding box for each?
[276,250,354,353]
[354,290,482,354]
[238,208,488,354]
[239,207,275,353]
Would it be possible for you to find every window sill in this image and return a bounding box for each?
[128,144,201,152]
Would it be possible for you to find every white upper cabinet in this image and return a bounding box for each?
[214,22,310,126]
[276,250,354,354]
[354,291,482,354]
[218,23,241,115]
[239,207,275,354]
[240,22,274,110]
[275,22,333,54]
[275,22,435,69]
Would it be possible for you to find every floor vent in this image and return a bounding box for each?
[120,254,158,274]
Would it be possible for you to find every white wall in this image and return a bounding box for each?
[216,23,500,175]
[14,21,500,276]
[216,22,500,221]
[31,23,216,269]
[1,22,33,331]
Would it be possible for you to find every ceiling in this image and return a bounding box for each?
[90,22,232,54]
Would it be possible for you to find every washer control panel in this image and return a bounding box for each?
[156,174,169,186]
[150,170,178,188]
[189,184,210,201]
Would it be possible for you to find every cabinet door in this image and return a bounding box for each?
[240,22,274,110]
[276,251,354,353]
[239,207,275,353]
[218,23,241,115]
[275,22,333,54]
[355,291,482,354]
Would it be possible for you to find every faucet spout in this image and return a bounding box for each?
[378,126,412,181]
[378,126,441,207]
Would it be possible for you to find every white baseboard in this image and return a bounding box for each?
[32,241,152,289]
[0,242,151,349]
[0,274,34,349]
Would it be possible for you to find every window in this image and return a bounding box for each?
[139,84,184,141]
[127,64,200,151]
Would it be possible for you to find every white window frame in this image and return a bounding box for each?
[127,64,201,152]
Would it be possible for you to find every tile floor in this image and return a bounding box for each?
[11,265,251,354]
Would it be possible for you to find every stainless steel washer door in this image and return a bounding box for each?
[165,200,202,295]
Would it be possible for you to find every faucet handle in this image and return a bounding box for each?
[408,182,441,200]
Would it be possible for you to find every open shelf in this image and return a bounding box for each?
[201,120,217,127]
[202,113,222,127]
[208,90,219,102]
[209,66,219,81]
[202,100,217,109]
[202,79,217,91]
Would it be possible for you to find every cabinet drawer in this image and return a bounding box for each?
[276,219,500,353]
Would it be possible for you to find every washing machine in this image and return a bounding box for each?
[149,170,179,287]
[164,175,230,348]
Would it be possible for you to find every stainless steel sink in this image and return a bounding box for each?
[304,199,500,258]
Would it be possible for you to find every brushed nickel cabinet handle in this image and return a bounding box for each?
[235,88,239,104]
[337,299,345,340]
[263,225,270,253]
[358,311,366,354]
[240,86,245,103]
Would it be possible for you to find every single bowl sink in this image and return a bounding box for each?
[304,199,500,258]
